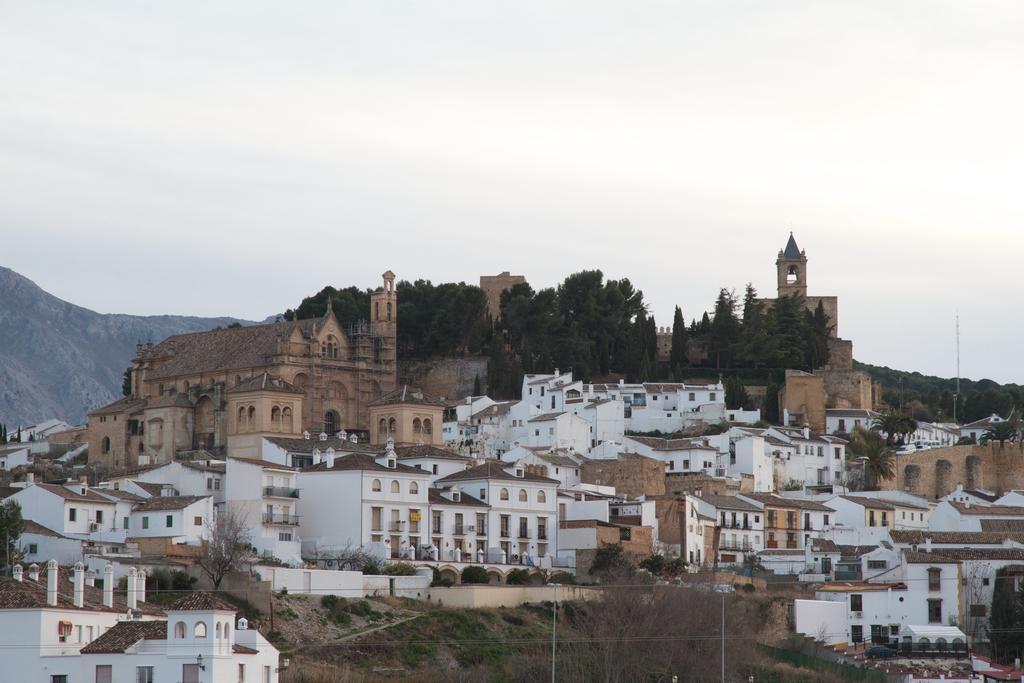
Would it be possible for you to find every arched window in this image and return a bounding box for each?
[238,406,246,429]
[174,621,186,638]
[194,621,207,638]
[247,406,256,425]
[282,407,293,433]
[413,418,422,434]
[378,418,387,438]
[388,418,397,435]
[271,406,281,431]
[500,488,509,501]
[101,437,110,454]
[324,410,338,435]
[215,622,222,639]
[372,479,382,492]
[182,380,190,392]
[787,265,798,284]
[390,480,400,494]
[224,622,230,640]
[518,489,528,502]
[410,482,419,494]
[235,375,242,386]
[537,490,547,503]
[386,302,392,321]
[423,418,432,435]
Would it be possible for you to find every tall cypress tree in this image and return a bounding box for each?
[669,306,688,380]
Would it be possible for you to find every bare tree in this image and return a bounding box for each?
[962,562,992,642]
[197,510,253,589]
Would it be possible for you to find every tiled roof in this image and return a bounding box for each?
[980,519,1024,532]
[142,318,322,380]
[428,488,488,508]
[233,643,259,655]
[741,494,833,511]
[132,481,167,497]
[837,545,881,558]
[949,502,1024,516]
[0,486,22,499]
[964,489,1001,503]
[837,495,930,511]
[167,592,237,611]
[698,494,760,512]
[0,572,162,615]
[227,372,304,395]
[94,488,146,503]
[435,461,559,485]
[79,620,167,653]
[811,538,840,553]
[471,401,515,419]
[528,412,565,423]
[145,392,193,409]
[783,233,802,259]
[302,452,427,475]
[912,548,1024,562]
[759,549,805,556]
[133,495,208,512]
[961,415,1004,429]
[370,385,447,407]
[826,409,878,418]
[903,550,961,564]
[228,456,296,472]
[27,483,115,505]
[818,581,906,592]
[890,529,1023,545]
[394,445,470,461]
[536,453,581,468]
[264,435,380,455]
[22,521,67,538]
[88,396,148,417]
[626,435,716,451]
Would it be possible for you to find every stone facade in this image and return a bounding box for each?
[88,272,398,470]
[879,443,1024,499]
[581,453,666,497]
[664,473,751,498]
[398,357,489,401]
[479,271,527,320]
[367,386,446,446]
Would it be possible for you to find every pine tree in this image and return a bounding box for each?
[989,568,1022,662]
[710,288,740,369]
[669,306,688,380]
[472,374,482,396]
[725,376,750,410]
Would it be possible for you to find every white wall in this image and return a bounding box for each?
[794,599,848,645]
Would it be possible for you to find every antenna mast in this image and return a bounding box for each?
[953,310,960,423]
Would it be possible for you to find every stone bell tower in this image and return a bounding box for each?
[776,232,808,299]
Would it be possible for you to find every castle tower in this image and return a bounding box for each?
[776,232,808,299]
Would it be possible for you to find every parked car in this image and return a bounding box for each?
[864,645,895,659]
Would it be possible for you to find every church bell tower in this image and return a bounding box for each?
[776,232,808,299]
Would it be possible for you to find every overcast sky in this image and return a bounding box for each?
[2,1,1022,383]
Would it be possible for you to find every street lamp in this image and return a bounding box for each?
[196,653,205,671]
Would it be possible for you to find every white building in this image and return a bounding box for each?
[523,412,591,453]
[929,501,1024,532]
[0,445,31,471]
[394,444,473,485]
[700,494,764,565]
[825,495,930,531]
[6,482,119,541]
[435,460,559,565]
[225,457,302,564]
[825,409,879,436]
[299,448,433,560]
[428,485,490,563]
[104,460,226,511]
[499,445,583,488]
[960,415,1005,443]
[127,496,213,546]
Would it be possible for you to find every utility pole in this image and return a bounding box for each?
[721,593,726,683]
[551,583,559,683]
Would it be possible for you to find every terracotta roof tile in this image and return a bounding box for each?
[302,452,427,475]
[79,620,167,653]
[435,461,559,485]
[133,495,208,512]
[370,385,447,407]
[227,372,304,395]
[167,592,237,611]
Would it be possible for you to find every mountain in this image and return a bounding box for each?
[0,266,253,427]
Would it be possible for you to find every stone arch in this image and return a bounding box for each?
[271,405,282,431]
[282,406,293,433]
[438,567,459,585]
[903,464,921,496]
[966,455,982,490]
[324,410,340,435]
[935,459,953,499]
[423,418,433,435]
[486,570,503,585]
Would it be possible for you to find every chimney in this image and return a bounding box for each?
[554,368,559,376]
[136,569,146,603]
[85,569,95,587]
[802,425,811,440]
[326,450,335,469]
[925,537,933,553]
[127,567,138,610]
[312,448,322,466]
[12,565,22,582]
[46,560,58,607]
[102,565,114,608]
[28,563,39,582]
[964,500,971,509]
[26,473,34,485]
[73,562,85,608]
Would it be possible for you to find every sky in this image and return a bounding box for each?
[2,1,1023,383]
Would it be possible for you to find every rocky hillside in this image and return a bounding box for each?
[0,266,251,426]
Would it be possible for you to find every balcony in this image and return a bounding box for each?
[389,523,406,532]
[719,543,752,552]
[518,531,531,540]
[454,526,465,536]
[501,529,510,538]
[537,530,548,541]
[262,513,300,526]
[263,486,300,499]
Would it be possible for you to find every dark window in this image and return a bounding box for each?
[970,604,988,617]
[28,543,37,554]
[165,515,173,528]
[851,625,863,643]
[850,594,863,611]
[928,568,941,592]
[68,508,77,522]
[928,599,942,623]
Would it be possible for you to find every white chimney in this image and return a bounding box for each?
[326,449,335,469]
[28,563,39,582]
[802,425,811,440]
[312,448,322,466]
[925,537,933,553]
[85,570,95,587]
[127,567,138,610]
[25,473,34,485]
[137,569,147,603]
[46,560,58,607]
[73,562,85,608]
[102,565,114,608]
[12,565,22,582]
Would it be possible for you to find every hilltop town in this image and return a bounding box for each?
[1,235,1023,682]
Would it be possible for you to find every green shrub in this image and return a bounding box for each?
[349,600,374,617]
[506,569,531,585]
[320,594,342,610]
[549,571,577,585]
[383,562,417,576]
[638,554,665,575]
[461,565,489,584]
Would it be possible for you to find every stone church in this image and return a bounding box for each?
[88,271,399,470]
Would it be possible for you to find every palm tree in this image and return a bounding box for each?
[850,426,895,490]
[872,412,916,446]
[983,419,1020,446]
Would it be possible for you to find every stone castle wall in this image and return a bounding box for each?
[479,272,527,320]
[397,357,489,401]
[878,442,1024,499]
